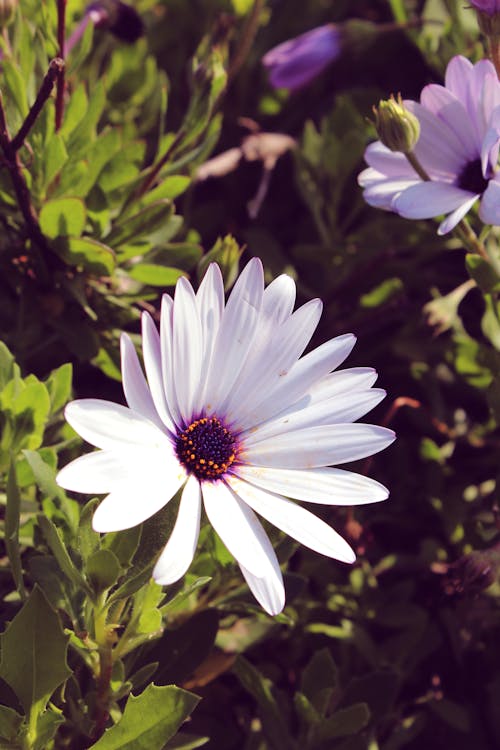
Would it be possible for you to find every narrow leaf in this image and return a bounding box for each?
[5,458,25,598]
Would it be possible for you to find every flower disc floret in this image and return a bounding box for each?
[176,417,238,480]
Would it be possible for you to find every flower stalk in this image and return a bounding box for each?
[55,0,67,131]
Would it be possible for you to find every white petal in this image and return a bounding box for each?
[229,477,356,563]
[224,299,323,427]
[261,274,296,323]
[172,277,203,424]
[202,479,274,577]
[239,562,285,615]
[405,101,466,176]
[203,258,264,413]
[234,465,389,505]
[120,333,165,431]
[160,294,183,430]
[363,141,415,177]
[445,55,473,99]
[362,176,419,211]
[142,312,175,430]
[195,264,224,411]
[244,423,395,468]
[244,388,386,444]
[65,400,171,451]
[153,476,201,585]
[305,367,379,405]
[92,468,187,532]
[420,84,477,161]
[394,182,476,219]
[479,179,500,225]
[437,194,479,234]
[237,334,357,431]
[57,450,127,493]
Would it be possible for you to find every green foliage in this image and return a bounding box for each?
[88,684,200,750]
[0,586,71,721]
[0,1,499,749]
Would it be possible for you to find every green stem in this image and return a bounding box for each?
[404,150,430,182]
[91,594,113,742]
[455,217,491,263]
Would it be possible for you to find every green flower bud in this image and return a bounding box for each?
[372,94,420,153]
[0,0,17,27]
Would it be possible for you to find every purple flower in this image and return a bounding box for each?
[262,24,341,91]
[358,56,500,234]
[470,0,500,15]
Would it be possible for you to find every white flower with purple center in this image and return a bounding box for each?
[56,260,394,615]
[359,55,500,234]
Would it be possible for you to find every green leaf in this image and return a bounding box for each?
[141,176,191,204]
[5,459,24,598]
[23,449,67,503]
[198,235,242,290]
[127,264,185,287]
[316,703,370,742]
[86,549,122,593]
[360,278,403,308]
[0,379,51,454]
[428,698,470,733]
[293,692,320,727]
[43,133,69,187]
[465,254,500,294]
[88,684,200,750]
[0,341,19,391]
[55,236,116,275]
[33,708,65,750]
[3,58,29,118]
[301,647,338,715]
[67,80,106,157]
[103,525,142,569]
[106,200,173,247]
[60,83,88,138]
[151,610,219,686]
[40,198,87,239]
[165,733,209,749]
[37,514,91,595]
[0,705,23,741]
[0,586,71,716]
[44,363,72,415]
[78,498,101,561]
[233,656,296,750]
[28,555,76,613]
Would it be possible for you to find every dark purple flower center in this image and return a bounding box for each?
[175,417,238,481]
[457,158,489,195]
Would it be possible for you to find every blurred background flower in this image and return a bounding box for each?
[262,23,342,90]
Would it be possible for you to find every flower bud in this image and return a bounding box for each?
[86,0,144,43]
[372,94,420,153]
[262,24,342,91]
[0,0,17,27]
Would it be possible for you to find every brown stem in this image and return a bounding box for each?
[489,37,500,81]
[0,94,52,263]
[133,128,186,200]
[11,58,65,151]
[228,0,264,84]
[55,0,67,131]
[92,646,113,741]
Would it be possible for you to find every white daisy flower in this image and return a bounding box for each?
[56,259,395,615]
